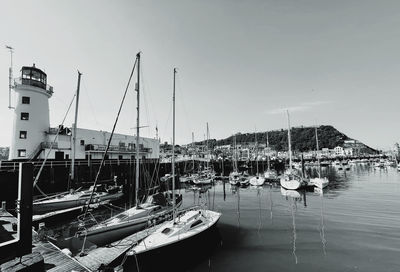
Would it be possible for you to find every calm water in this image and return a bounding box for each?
[48,164,400,271]
[177,165,400,272]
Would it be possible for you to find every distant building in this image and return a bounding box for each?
[334,146,344,156]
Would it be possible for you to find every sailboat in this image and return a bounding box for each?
[250,130,265,186]
[33,72,123,215]
[309,127,329,189]
[229,135,241,186]
[193,123,215,185]
[51,53,182,253]
[264,131,279,182]
[127,68,221,264]
[280,111,305,190]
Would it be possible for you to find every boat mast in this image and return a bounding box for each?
[135,52,141,208]
[70,71,82,189]
[287,110,292,170]
[206,122,209,169]
[172,68,177,222]
[266,131,270,171]
[315,126,321,178]
[255,129,258,175]
[233,135,237,172]
[192,132,195,171]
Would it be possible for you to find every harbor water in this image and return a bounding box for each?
[49,164,400,271]
[174,165,400,272]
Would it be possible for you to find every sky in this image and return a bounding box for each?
[0,0,399,150]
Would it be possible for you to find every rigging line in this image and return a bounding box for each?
[160,102,173,143]
[81,78,101,128]
[139,58,152,137]
[175,74,192,139]
[82,56,138,220]
[33,93,76,188]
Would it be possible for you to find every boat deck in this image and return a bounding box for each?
[73,224,159,270]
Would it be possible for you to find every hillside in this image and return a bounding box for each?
[198,125,377,153]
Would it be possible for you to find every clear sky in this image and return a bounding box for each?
[0,0,399,150]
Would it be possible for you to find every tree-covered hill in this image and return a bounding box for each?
[197,125,377,153]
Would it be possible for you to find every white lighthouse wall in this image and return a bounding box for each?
[9,85,51,160]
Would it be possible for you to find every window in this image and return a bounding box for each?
[22,96,30,104]
[18,149,26,157]
[19,131,27,139]
[21,112,29,120]
[118,155,123,160]
[80,140,85,146]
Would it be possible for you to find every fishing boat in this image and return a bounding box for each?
[128,68,221,266]
[309,127,329,189]
[280,111,305,190]
[249,130,265,186]
[264,131,279,182]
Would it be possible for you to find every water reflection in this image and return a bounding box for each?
[281,187,301,264]
[315,187,327,256]
[231,185,241,228]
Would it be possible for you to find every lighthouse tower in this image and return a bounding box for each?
[9,64,53,160]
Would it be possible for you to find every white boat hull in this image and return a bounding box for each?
[309,177,329,189]
[132,209,221,255]
[249,176,265,186]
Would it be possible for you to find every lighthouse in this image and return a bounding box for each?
[9,64,53,160]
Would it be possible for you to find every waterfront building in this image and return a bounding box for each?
[8,64,159,161]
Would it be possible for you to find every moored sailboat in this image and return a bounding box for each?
[127,68,221,266]
[280,111,305,190]
[32,72,123,215]
[309,127,329,189]
[249,130,265,186]
[51,53,182,254]
[264,131,279,182]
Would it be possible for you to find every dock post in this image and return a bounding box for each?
[17,162,33,257]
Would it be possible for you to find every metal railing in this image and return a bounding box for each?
[14,77,53,96]
[85,144,152,153]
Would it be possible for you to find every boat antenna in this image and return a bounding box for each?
[82,54,139,218]
[172,67,177,223]
[5,45,14,109]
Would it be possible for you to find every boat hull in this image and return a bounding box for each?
[249,176,265,186]
[309,177,329,189]
[33,192,123,214]
[280,178,302,190]
[126,214,221,271]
